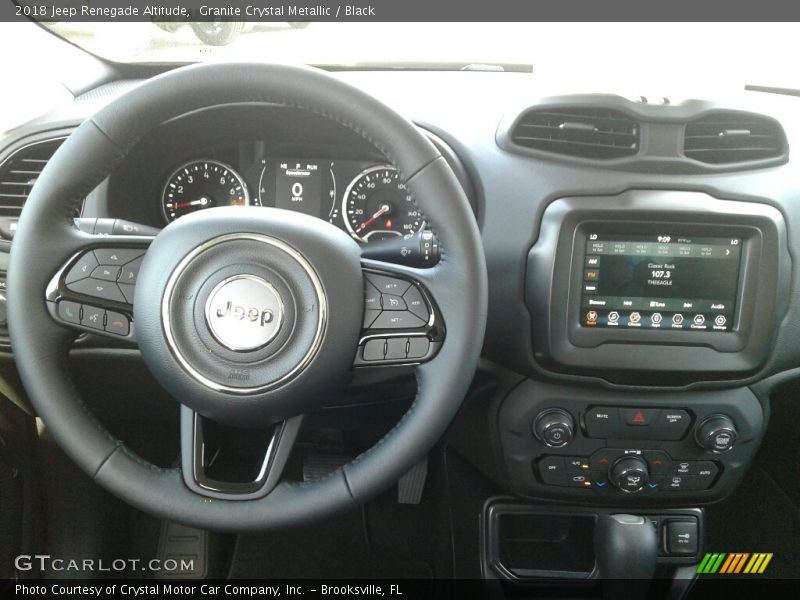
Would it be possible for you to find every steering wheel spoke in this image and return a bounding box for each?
[355,260,445,366]
[45,227,155,343]
[180,405,303,500]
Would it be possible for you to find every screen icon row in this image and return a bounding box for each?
[585,311,727,330]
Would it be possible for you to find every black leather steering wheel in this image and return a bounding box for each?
[6,63,487,531]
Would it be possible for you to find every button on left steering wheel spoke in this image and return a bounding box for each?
[45,230,155,343]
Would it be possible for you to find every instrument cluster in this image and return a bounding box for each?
[161,150,427,244]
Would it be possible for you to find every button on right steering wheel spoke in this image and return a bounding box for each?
[354,267,444,366]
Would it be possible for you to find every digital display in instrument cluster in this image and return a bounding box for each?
[274,160,325,218]
[259,157,425,243]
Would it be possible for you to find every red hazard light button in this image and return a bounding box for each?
[621,408,659,426]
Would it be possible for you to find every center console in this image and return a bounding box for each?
[489,190,785,506]
[498,379,763,504]
[470,190,787,591]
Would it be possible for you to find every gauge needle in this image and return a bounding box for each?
[175,197,211,209]
[358,204,390,232]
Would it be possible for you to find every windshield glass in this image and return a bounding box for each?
[34,22,800,91]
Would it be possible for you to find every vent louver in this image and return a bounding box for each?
[683,112,787,165]
[510,107,640,159]
[0,138,66,216]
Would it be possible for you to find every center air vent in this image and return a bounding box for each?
[683,111,787,165]
[0,137,66,216]
[510,107,640,159]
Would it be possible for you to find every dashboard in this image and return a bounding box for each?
[2,68,800,525]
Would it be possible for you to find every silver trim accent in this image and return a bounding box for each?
[341,164,423,243]
[160,159,251,224]
[191,412,284,495]
[162,233,327,395]
[204,274,285,352]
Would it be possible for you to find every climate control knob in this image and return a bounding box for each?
[609,456,649,493]
[695,414,738,453]
[532,408,574,447]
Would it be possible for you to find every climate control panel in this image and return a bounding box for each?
[537,449,720,493]
[497,379,764,505]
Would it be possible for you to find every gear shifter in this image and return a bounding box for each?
[594,514,657,599]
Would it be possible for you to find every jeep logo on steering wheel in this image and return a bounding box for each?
[215,301,275,327]
[205,275,284,352]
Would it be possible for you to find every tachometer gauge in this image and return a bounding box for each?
[342,165,423,243]
[162,160,251,223]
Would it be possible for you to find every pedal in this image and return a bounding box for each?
[155,520,208,579]
[303,454,350,482]
[397,456,427,505]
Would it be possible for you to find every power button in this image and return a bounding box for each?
[533,408,575,448]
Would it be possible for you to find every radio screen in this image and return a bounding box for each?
[580,233,742,332]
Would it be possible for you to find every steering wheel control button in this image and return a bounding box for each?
[584,406,621,438]
[610,456,649,493]
[695,415,738,453]
[118,259,142,285]
[118,283,136,304]
[533,408,575,447]
[621,407,659,426]
[381,294,407,311]
[105,310,130,336]
[81,305,105,331]
[90,265,121,282]
[65,252,99,284]
[363,338,387,361]
[403,286,430,322]
[406,337,430,359]
[385,337,409,360]
[363,309,381,328]
[57,300,81,325]
[93,248,145,266]
[365,273,411,296]
[205,275,284,352]
[68,278,126,303]
[371,310,425,329]
[363,280,382,310]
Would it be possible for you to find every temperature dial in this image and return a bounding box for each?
[610,456,650,493]
[695,415,738,453]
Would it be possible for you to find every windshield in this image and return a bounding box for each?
[32,22,800,91]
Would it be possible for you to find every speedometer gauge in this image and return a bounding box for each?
[342,165,422,243]
[162,160,251,223]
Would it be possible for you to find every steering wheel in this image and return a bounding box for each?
[6,63,487,531]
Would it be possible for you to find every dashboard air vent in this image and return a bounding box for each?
[510,107,640,159]
[0,138,66,216]
[683,111,787,165]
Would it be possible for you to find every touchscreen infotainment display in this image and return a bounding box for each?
[580,233,742,332]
